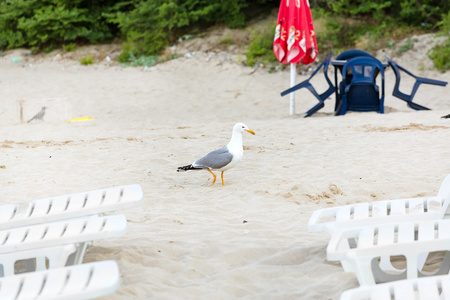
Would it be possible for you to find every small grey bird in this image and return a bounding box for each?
[27,106,48,123]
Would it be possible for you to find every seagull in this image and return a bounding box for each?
[27,106,48,123]
[442,113,450,119]
[177,123,255,186]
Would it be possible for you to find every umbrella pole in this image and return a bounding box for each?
[290,63,296,115]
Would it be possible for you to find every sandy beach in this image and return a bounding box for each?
[0,33,449,299]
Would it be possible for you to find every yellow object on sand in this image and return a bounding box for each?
[67,117,94,122]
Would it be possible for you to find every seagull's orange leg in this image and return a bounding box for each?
[208,169,217,184]
[221,171,225,186]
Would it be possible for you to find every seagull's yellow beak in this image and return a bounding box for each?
[246,129,256,135]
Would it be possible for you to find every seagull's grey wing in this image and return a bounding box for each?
[193,146,233,169]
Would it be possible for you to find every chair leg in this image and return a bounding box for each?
[406,254,419,279]
[305,102,325,117]
[71,242,89,265]
[338,95,348,115]
[281,51,335,117]
[46,244,77,268]
[353,257,377,285]
[387,57,447,110]
[407,101,430,111]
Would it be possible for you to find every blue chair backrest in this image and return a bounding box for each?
[343,56,384,85]
[336,49,373,61]
[336,50,374,77]
[341,56,385,112]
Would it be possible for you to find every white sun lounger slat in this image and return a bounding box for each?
[0,184,142,230]
[353,203,370,220]
[0,260,120,300]
[0,215,126,276]
[308,174,450,235]
[371,201,387,218]
[308,196,445,235]
[327,218,450,285]
[340,275,450,300]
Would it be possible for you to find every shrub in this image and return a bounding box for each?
[121,52,159,67]
[80,55,94,65]
[396,35,417,53]
[0,0,116,51]
[323,0,449,28]
[427,11,450,72]
[0,0,448,73]
[245,22,278,66]
[427,38,450,72]
[108,0,279,58]
[62,43,76,52]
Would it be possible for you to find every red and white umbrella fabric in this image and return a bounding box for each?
[273,0,318,114]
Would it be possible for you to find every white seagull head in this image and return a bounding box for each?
[234,123,255,135]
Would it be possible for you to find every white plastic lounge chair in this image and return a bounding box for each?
[0,184,142,230]
[309,174,450,271]
[308,174,450,235]
[327,218,450,285]
[0,260,120,300]
[0,214,126,276]
[340,274,450,300]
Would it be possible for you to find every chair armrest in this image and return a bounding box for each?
[418,77,448,86]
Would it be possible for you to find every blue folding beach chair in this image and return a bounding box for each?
[333,50,375,112]
[335,56,385,115]
[386,56,448,110]
[280,52,335,117]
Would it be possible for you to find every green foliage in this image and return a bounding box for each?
[117,41,134,63]
[327,0,391,22]
[219,34,235,47]
[313,6,428,55]
[121,52,159,67]
[0,0,448,72]
[0,0,115,51]
[62,43,76,52]
[427,38,450,72]
[435,11,450,37]
[396,35,417,53]
[314,15,377,53]
[397,0,446,27]
[107,0,278,58]
[80,55,94,65]
[312,0,447,56]
[385,40,395,47]
[427,11,450,72]
[245,22,278,66]
[325,0,449,28]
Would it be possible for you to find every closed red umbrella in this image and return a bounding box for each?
[273,0,318,114]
